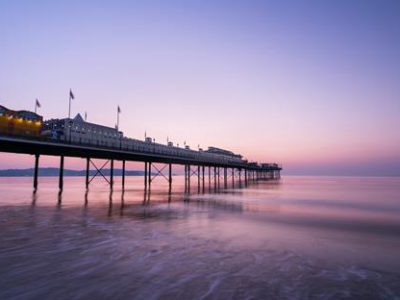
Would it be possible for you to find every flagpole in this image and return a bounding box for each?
[117,107,119,130]
[68,94,71,119]
[68,89,73,143]
[35,99,41,114]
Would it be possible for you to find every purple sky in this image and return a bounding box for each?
[1,0,399,176]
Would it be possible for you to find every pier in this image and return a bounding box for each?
[0,135,281,193]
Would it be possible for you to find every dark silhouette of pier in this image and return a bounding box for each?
[0,135,281,193]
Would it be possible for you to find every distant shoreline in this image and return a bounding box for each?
[0,168,146,177]
[0,169,398,177]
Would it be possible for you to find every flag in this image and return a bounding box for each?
[35,99,41,108]
[69,89,74,100]
[118,106,121,113]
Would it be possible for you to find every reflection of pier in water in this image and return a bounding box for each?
[29,176,283,220]
[44,183,249,219]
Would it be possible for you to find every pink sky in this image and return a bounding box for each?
[1,1,399,176]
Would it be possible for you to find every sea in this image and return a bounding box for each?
[0,175,399,300]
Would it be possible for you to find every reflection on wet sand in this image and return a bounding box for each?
[101,186,245,218]
[25,176,280,220]
[84,189,89,206]
[120,191,125,216]
[31,191,37,206]
[2,176,400,299]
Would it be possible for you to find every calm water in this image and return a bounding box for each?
[0,175,399,300]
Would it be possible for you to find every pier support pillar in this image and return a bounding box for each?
[224,168,227,189]
[184,165,187,191]
[110,159,114,188]
[217,167,220,189]
[208,166,211,188]
[59,156,64,191]
[187,165,191,192]
[232,168,235,188]
[144,162,148,190]
[169,163,172,191]
[202,166,205,192]
[214,166,217,190]
[33,154,39,191]
[239,169,242,186]
[85,158,90,189]
[186,165,189,192]
[122,160,126,189]
[198,165,200,193]
[148,162,152,189]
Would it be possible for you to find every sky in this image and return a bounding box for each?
[0,0,399,176]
